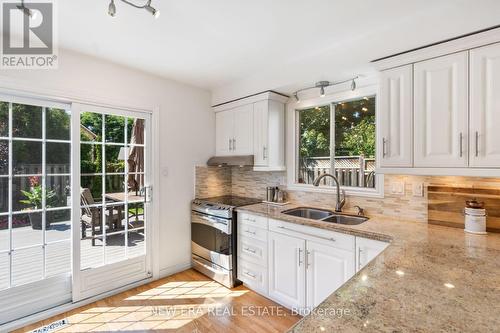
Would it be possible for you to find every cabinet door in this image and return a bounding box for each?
[379,65,413,167]
[215,111,234,156]
[470,43,500,167]
[268,231,305,310]
[356,237,388,272]
[253,100,269,166]
[414,52,468,167]
[232,104,254,155]
[306,240,355,308]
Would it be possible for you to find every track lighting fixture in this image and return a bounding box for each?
[293,76,359,100]
[108,0,160,18]
[108,0,116,17]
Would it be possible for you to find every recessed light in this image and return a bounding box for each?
[396,270,405,276]
[444,283,455,289]
[361,274,368,281]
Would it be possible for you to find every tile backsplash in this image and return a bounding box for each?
[195,165,500,225]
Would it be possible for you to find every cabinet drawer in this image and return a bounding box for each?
[237,259,268,295]
[269,218,355,252]
[237,235,268,267]
[238,222,268,241]
[238,212,268,230]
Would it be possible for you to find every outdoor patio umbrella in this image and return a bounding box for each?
[127,119,144,193]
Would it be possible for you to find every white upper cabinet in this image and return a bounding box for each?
[413,51,469,168]
[215,104,253,156]
[306,239,355,308]
[379,65,413,167]
[470,43,500,167]
[233,104,254,155]
[215,110,234,156]
[253,100,285,170]
[214,92,287,168]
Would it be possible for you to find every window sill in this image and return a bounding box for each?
[286,182,384,198]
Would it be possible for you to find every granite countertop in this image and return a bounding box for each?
[236,203,500,333]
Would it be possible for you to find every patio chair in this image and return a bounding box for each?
[80,188,121,246]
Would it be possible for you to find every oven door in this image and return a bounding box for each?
[191,211,232,270]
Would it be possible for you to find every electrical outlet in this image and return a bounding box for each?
[412,183,424,197]
[391,182,405,195]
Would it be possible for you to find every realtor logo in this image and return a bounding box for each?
[1,1,58,69]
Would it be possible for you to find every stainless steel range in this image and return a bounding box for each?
[191,196,261,288]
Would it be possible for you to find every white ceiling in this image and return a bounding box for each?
[41,1,500,102]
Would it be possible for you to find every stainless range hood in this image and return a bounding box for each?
[207,155,254,167]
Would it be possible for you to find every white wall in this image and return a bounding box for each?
[0,49,214,275]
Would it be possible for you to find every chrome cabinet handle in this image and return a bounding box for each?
[475,131,479,157]
[298,248,303,267]
[358,247,363,270]
[244,247,256,254]
[244,271,256,278]
[244,229,256,235]
[263,146,267,160]
[459,132,463,157]
[232,138,236,151]
[306,250,311,269]
[382,137,387,158]
[229,138,232,151]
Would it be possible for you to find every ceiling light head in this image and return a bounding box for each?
[294,92,300,103]
[351,79,356,91]
[320,86,325,97]
[16,2,33,18]
[315,81,329,98]
[108,0,116,17]
[145,2,160,18]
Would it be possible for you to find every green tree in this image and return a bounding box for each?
[340,115,375,157]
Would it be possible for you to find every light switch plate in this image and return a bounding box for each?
[412,183,424,197]
[391,182,405,195]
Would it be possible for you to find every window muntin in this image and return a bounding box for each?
[296,96,376,189]
[0,99,71,290]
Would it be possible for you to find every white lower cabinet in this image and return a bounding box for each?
[356,237,389,271]
[268,231,306,310]
[306,240,355,308]
[237,213,388,311]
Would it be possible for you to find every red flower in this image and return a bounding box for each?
[29,176,40,187]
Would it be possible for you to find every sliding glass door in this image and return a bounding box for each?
[0,95,72,324]
[0,96,153,324]
[72,103,152,301]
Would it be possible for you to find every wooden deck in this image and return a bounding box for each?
[0,222,144,290]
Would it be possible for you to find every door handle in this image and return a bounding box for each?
[306,250,311,269]
[228,138,232,151]
[298,248,303,267]
[263,146,267,160]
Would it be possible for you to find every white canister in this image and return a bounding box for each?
[464,207,487,235]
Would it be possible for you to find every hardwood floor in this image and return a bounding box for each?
[15,269,300,333]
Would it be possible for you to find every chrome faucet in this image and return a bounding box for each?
[312,173,346,212]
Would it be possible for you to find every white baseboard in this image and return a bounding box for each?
[158,261,192,279]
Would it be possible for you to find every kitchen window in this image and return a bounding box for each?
[288,87,382,197]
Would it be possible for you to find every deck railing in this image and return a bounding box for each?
[298,156,376,188]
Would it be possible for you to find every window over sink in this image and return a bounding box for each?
[288,86,383,197]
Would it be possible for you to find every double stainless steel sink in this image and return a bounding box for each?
[282,207,368,225]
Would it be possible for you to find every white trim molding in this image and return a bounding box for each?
[286,85,384,198]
